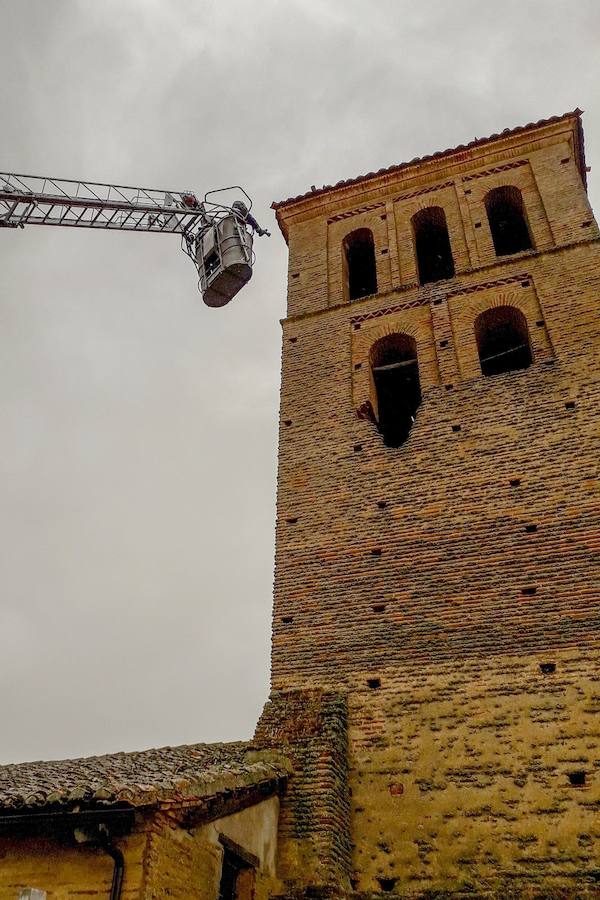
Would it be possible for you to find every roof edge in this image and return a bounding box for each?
[271,109,585,238]
[0,742,291,815]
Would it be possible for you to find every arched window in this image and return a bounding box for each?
[412,206,455,285]
[475,306,533,377]
[370,334,421,447]
[344,228,377,301]
[485,186,533,256]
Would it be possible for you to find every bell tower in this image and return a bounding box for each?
[269,111,600,895]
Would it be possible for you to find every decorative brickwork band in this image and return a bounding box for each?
[446,271,531,299]
[328,202,385,224]
[462,159,528,182]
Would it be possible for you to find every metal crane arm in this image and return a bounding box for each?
[0,172,220,236]
[0,171,270,307]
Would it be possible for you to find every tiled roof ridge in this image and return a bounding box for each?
[272,109,584,211]
[0,740,289,812]
[1,739,249,772]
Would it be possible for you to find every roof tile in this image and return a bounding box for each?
[272,110,584,211]
[0,742,288,812]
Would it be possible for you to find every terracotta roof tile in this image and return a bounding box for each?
[272,109,584,212]
[0,742,288,812]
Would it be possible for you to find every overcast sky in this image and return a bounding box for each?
[0,0,598,764]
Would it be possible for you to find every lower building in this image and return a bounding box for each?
[0,743,287,899]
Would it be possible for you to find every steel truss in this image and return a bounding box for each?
[0,172,234,239]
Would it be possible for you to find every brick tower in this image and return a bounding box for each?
[268,111,600,896]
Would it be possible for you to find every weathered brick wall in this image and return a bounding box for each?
[273,243,600,682]
[347,647,600,896]
[271,115,600,896]
[254,690,352,895]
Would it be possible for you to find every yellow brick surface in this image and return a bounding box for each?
[0,829,146,899]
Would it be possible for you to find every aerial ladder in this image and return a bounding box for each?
[0,171,270,307]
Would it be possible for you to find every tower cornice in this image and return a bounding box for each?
[272,110,586,243]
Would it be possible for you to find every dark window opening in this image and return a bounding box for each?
[485,186,532,256]
[378,877,397,892]
[475,306,532,377]
[539,662,556,674]
[370,334,421,448]
[412,206,455,284]
[367,677,381,689]
[344,228,377,301]
[219,843,256,900]
[568,771,586,787]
